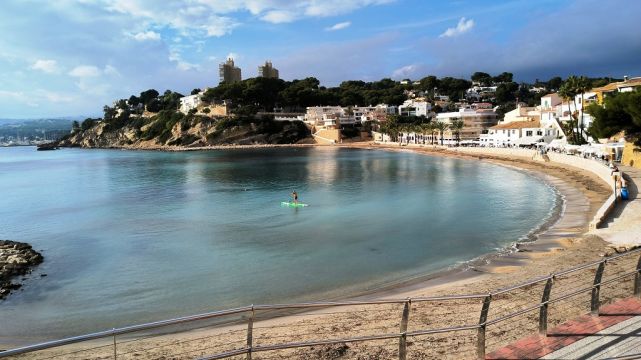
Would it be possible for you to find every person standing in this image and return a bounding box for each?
[291,191,298,204]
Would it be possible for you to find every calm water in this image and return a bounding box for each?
[0,146,556,343]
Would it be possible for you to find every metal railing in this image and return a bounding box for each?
[2,247,641,359]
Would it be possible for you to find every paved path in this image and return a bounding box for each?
[486,298,641,359]
[487,165,641,359]
[592,165,641,246]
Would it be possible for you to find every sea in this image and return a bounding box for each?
[0,146,557,344]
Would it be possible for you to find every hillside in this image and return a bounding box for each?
[55,110,312,149]
[0,118,73,141]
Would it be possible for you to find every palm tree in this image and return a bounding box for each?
[421,122,434,145]
[558,78,579,144]
[450,119,464,146]
[433,121,448,146]
[575,76,591,142]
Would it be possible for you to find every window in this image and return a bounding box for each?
[537,130,543,136]
[526,130,533,136]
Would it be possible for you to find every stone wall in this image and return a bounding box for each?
[313,129,341,145]
[622,142,641,169]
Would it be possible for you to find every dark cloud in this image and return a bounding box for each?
[397,0,641,81]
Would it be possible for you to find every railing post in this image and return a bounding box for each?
[477,294,492,360]
[591,261,606,315]
[247,306,254,360]
[539,276,554,335]
[112,328,117,360]
[634,253,641,297]
[399,299,410,360]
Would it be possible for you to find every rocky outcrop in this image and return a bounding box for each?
[0,240,43,300]
[56,113,312,150]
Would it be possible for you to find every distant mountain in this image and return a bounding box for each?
[0,118,74,141]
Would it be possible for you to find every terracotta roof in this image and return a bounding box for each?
[491,120,541,130]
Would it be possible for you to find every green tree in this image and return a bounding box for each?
[103,105,117,121]
[450,119,464,146]
[471,72,492,86]
[495,82,519,104]
[493,72,513,84]
[546,76,563,91]
[139,89,159,105]
[191,88,201,95]
[588,90,641,145]
[559,76,585,144]
[433,121,448,145]
[71,120,80,133]
[81,118,98,131]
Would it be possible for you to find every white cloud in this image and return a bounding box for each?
[68,65,101,77]
[31,59,59,73]
[99,0,392,37]
[261,10,295,24]
[204,17,238,37]
[391,64,423,79]
[439,17,474,38]
[103,65,121,77]
[304,0,394,17]
[131,30,161,41]
[325,21,351,31]
[37,89,74,103]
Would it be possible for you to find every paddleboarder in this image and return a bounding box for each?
[291,191,298,204]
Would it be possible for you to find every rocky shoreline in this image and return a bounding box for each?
[0,240,43,300]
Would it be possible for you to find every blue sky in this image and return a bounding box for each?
[1,0,640,119]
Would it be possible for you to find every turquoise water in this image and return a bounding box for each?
[0,146,556,343]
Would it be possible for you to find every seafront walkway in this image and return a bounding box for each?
[479,159,641,359]
[487,297,641,359]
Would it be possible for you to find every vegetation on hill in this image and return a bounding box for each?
[56,72,625,148]
[588,89,641,145]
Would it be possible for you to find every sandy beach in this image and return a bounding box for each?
[7,142,639,360]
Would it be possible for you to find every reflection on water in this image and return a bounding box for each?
[0,146,556,344]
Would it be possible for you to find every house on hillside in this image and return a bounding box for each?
[398,99,431,117]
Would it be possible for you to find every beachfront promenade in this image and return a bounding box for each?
[450,147,641,359]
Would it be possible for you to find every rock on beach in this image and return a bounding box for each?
[0,240,43,300]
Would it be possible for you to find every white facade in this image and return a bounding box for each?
[179,94,203,114]
[398,99,431,117]
[481,121,561,147]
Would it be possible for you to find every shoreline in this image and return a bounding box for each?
[334,143,609,299]
[24,143,612,304]
[2,143,623,356]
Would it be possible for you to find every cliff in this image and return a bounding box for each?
[56,111,312,149]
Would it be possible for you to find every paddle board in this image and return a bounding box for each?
[281,201,308,207]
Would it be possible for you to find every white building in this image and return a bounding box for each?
[436,108,499,140]
[305,106,344,126]
[352,106,390,123]
[398,99,431,117]
[480,94,566,147]
[179,93,203,114]
[481,120,561,147]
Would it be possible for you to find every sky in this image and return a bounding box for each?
[1,0,640,119]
